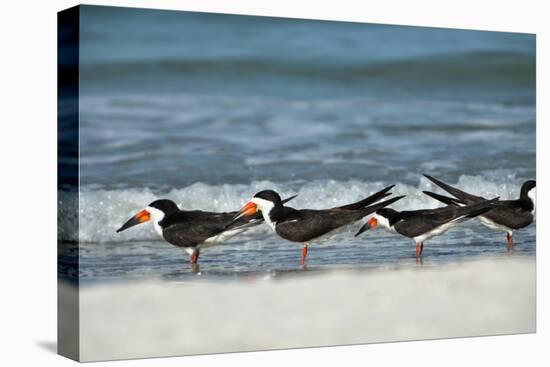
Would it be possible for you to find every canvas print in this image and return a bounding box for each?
[58,5,536,362]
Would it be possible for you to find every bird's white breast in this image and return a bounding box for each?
[478,216,512,233]
[146,206,165,238]
[251,197,277,232]
[413,217,463,243]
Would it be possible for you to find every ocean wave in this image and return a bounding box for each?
[64,175,534,243]
[81,50,534,86]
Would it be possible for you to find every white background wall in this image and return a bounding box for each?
[0,1,547,366]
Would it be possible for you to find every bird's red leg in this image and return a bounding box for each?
[301,244,308,266]
[190,248,200,264]
[415,243,424,265]
[415,243,422,258]
[507,233,514,254]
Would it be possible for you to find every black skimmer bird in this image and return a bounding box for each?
[423,174,536,252]
[232,185,404,266]
[116,196,297,266]
[355,197,499,259]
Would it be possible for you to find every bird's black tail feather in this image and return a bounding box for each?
[456,197,500,220]
[281,194,298,205]
[338,184,395,211]
[360,195,406,217]
[423,191,464,207]
[423,174,481,203]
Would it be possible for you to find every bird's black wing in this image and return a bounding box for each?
[394,207,460,238]
[161,211,234,247]
[275,208,359,243]
[395,198,498,238]
[482,200,534,230]
[275,196,405,242]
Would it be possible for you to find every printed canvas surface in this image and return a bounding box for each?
[58,5,536,362]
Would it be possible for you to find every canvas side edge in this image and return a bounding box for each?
[57,5,80,362]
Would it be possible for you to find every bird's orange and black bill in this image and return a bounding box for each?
[116,209,151,233]
[232,201,258,222]
[354,217,378,237]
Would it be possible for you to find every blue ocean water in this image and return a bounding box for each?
[65,6,536,281]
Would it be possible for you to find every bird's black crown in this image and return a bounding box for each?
[254,190,282,204]
[521,180,536,195]
[376,207,400,225]
[148,199,180,214]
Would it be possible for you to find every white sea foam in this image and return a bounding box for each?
[66,175,534,243]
